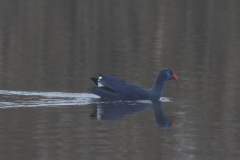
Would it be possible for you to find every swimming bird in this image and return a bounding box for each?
[87,68,178,100]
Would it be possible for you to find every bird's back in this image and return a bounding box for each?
[88,75,150,100]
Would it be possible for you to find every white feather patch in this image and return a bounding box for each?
[98,76,104,87]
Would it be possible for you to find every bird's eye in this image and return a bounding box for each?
[169,71,173,75]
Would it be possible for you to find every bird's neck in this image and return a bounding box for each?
[150,75,166,99]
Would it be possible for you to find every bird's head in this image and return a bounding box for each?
[159,68,179,81]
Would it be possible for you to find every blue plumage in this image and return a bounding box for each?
[87,68,178,100]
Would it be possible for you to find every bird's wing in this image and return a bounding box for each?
[98,75,128,92]
[87,87,117,99]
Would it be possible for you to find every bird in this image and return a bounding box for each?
[87,68,178,100]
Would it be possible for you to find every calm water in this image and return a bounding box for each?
[1,1,240,160]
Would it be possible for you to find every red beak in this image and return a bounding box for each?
[172,71,179,81]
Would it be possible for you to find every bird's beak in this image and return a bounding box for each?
[172,72,179,81]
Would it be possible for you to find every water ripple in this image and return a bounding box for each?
[0,90,171,108]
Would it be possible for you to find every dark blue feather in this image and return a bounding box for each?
[87,68,178,100]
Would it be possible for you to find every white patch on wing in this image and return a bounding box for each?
[98,76,104,87]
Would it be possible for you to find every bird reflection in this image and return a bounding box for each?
[151,101,177,127]
[90,100,177,128]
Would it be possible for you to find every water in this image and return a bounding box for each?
[1,0,240,160]
[0,91,176,160]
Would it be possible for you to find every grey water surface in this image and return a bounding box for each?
[1,1,240,160]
